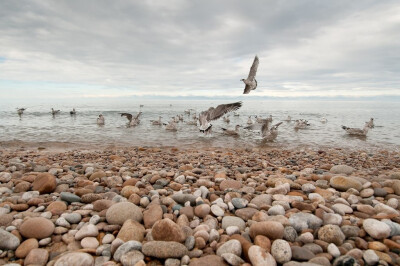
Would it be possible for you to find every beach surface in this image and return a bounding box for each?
[1,145,400,265]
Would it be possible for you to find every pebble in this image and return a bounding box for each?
[106,202,143,225]
[142,241,188,258]
[248,245,277,266]
[363,219,391,239]
[113,240,142,262]
[19,217,55,239]
[271,239,292,264]
[54,252,94,266]
[0,228,20,250]
[221,216,245,231]
[216,239,242,257]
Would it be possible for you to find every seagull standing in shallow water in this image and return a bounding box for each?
[366,118,374,128]
[97,114,105,125]
[242,55,259,94]
[198,102,242,134]
[17,108,26,116]
[222,125,241,136]
[342,122,370,136]
[120,112,142,127]
[262,122,283,141]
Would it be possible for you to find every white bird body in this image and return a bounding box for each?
[152,116,162,125]
[165,120,178,131]
[294,119,310,129]
[97,114,105,125]
[222,125,241,136]
[342,123,370,136]
[233,112,240,117]
[284,116,291,122]
[320,117,327,123]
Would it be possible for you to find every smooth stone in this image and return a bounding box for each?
[318,225,346,246]
[363,249,380,265]
[32,173,57,194]
[0,228,20,250]
[330,176,362,191]
[330,165,355,175]
[291,246,315,261]
[289,213,322,232]
[75,223,99,240]
[142,241,188,259]
[381,219,400,236]
[271,239,292,264]
[63,213,82,224]
[268,205,285,216]
[363,219,391,239]
[189,255,228,266]
[120,250,144,266]
[113,240,142,262]
[327,243,340,258]
[216,240,242,257]
[194,204,211,218]
[211,205,225,217]
[249,221,284,240]
[19,217,55,239]
[151,218,186,242]
[143,204,163,228]
[54,252,94,266]
[81,237,99,249]
[117,219,145,242]
[231,198,248,209]
[24,248,49,265]
[221,253,244,266]
[60,192,81,203]
[222,216,245,231]
[171,194,197,205]
[248,245,277,266]
[220,180,242,191]
[250,194,272,207]
[106,202,143,225]
[15,238,38,258]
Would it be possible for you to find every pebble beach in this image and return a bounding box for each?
[1,145,400,266]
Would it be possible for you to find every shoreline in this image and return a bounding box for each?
[1,145,400,265]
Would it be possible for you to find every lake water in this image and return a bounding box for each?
[0,99,399,151]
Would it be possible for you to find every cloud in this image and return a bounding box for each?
[0,0,399,99]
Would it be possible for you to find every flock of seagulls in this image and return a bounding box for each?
[15,55,377,142]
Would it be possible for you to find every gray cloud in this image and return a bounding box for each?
[0,0,399,98]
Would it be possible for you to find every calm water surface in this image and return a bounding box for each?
[0,100,399,151]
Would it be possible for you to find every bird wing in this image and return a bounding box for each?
[135,112,142,120]
[273,122,283,129]
[120,113,132,121]
[247,55,259,80]
[261,120,270,136]
[206,102,242,121]
[243,84,252,94]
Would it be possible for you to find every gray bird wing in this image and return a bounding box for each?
[247,55,259,80]
[206,102,242,121]
[261,120,270,137]
[135,112,142,120]
[243,84,252,94]
[273,122,283,129]
[120,113,132,121]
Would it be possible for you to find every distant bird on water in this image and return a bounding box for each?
[120,112,142,127]
[262,122,283,141]
[97,114,105,125]
[51,108,60,116]
[17,108,26,116]
[320,117,327,123]
[222,125,241,136]
[242,55,259,94]
[294,119,310,129]
[151,116,162,125]
[164,120,178,131]
[366,118,374,128]
[342,122,370,136]
[198,102,242,134]
[70,108,76,115]
[284,115,291,122]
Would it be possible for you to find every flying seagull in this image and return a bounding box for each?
[342,122,370,136]
[242,55,259,94]
[51,108,60,116]
[199,102,242,134]
[120,112,142,127]
[262,122,282,141]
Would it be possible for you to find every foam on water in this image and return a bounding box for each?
[0,100,399,151]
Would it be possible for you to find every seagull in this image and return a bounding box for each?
[233,112,240,117]
[366,118,374,128]
[255,115,271,124]
[192,112,197,120]
[151,116,162,125]
[186,119,198,126]
[51,108,60,116]
[70,108,76,115]
[294,119,310,129]
[320,117,327,123]
[222,125,241,136]
[164,120,178,131]
[198,102,242,134]
[97,114,105,125]
[242,55,259,94]
[262,122,283,141]
[17,108,26,116]
[342,122,370,136]
[247,116,254,125]
[120,112,142,127]
[284,116,292,122]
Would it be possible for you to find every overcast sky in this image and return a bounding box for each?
[0,0,399,100]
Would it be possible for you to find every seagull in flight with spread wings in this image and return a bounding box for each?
[242,55,259,94]
[120,112,142,127]
[198,102,242,134]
